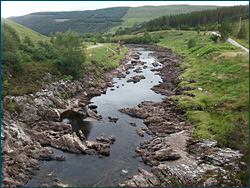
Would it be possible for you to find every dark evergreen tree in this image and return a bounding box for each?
[237,24,248,39]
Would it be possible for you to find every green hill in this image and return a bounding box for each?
[1,18,48,42]
[8,5,218,36]
[8,7,129,36]
[108,5,219,33]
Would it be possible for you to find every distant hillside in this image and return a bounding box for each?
[116,5,249,35]
[1,18,48,42]
[9,7,129,36]
[108,5,219,33]
[8,5,218,36]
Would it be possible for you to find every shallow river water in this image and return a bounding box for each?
[26,47,164,187]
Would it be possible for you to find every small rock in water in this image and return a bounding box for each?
[108,116,118,123]
[122,170,128,174]
[136,128,144,137]
[55,155,66,161]
[128,122,137,127]
[78,130,85,140]
[83,117,98,122]
[88,103,97,109]
[109,135,116,144]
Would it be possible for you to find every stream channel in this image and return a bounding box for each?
[26,46,165,187]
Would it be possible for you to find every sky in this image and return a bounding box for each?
[1,1,249,18]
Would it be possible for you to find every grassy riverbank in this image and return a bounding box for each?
[156,30,249,185]
[114,29,249,151]
[154,31,249,151]
[1,43,127,99]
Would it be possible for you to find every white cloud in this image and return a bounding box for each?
[1,1,249,18]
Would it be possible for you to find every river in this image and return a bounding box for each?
[26,46,164,187]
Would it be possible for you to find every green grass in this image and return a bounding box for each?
[152,30,249,150]
[108,5,218,34]
[1,18,48,43]
[84,43,128,76]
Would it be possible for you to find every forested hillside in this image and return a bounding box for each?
[109,5,218,33]
[9,7,129,36]
[9,5,219,36]
[116,5,249,34]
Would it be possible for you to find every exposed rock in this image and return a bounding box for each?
[88,103,98,109]
[135,127,144,137]
[52,179,69,187]
[108,116,118,123]
[131,54,140,60]
[133,68,143,73]
[117,72,126,78]
[118,108,149,119]
[109,135,116,144]
[154,148,181,161]
[152,61,159,67]
[55,155,66,161]
[127,75,146,83]
[129,122,137,127]
[83,117,98,122]
[87,110,100,120]
[78,130,85,140]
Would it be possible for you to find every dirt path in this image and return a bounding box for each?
[212,32,249,53]
[86,43,104,49]
[228,38,249,53]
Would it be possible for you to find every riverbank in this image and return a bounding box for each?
[117,44,247,187]
[1,44,131,187]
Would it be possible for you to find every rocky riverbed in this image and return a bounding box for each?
[1,47,145,187]
[118,44,245,187]
[1,44,245,187]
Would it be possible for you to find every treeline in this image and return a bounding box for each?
[116,5,249,35]
[9,7,129,36]
[114,31,160,44]
[1,23,85,79]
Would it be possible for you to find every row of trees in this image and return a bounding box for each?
[1,23,85,79]
[116,5,249,35]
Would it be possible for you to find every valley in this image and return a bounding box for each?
[1,2,249,187]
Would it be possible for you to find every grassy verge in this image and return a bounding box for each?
[84,43,128,76]
[157,31,249,185]
[230,36,249,49]
[154,31,249,150]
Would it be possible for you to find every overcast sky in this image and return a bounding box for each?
[1,1,249,18]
